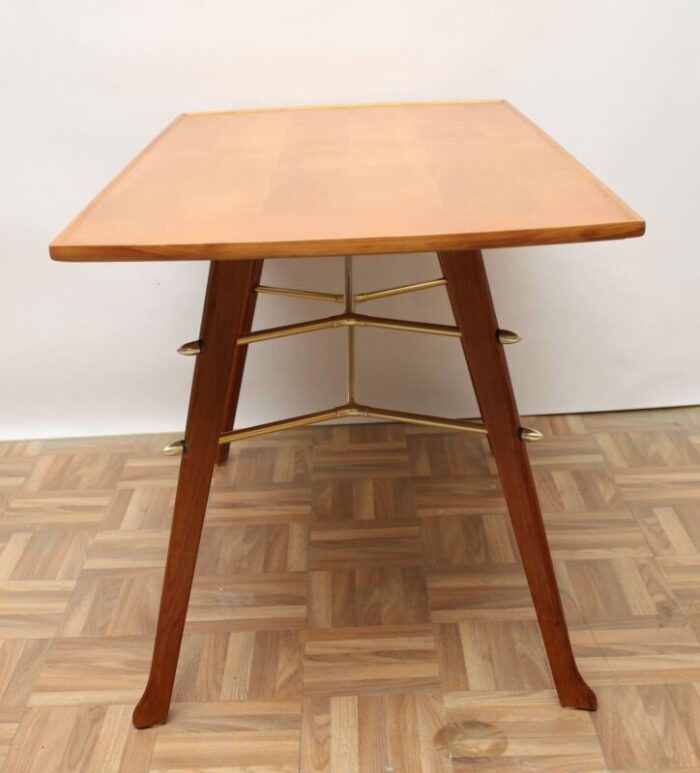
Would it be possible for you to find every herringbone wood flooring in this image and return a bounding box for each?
[1,407,700,771]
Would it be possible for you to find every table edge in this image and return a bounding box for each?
[50,100,646,263]
[50,219,645,262]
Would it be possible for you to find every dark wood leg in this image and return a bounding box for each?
[133,259,262,729]
[438,249,597,711]
[215,260,263,465]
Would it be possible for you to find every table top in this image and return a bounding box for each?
[50,101,644,262]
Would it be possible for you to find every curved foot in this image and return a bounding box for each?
[557,672,597,711]
[132,686,169,729]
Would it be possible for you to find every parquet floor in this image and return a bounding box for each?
[1,406,700,771]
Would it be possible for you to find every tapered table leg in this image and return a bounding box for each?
[133,260,262,729]
[438,249,597,711]
[216,260,263,465]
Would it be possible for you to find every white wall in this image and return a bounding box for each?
[1,1,699,440]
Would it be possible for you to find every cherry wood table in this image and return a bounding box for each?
[50,100,645,729]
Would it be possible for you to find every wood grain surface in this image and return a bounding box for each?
[1,406,700,770]
[50,101,644,262]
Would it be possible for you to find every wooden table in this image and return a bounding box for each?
[51,100,645,729]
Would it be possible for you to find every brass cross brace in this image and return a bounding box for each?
[163,257,539,456]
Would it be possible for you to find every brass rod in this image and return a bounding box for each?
[360,406,487,435]
[254,279,448,305]
[344,257,353,316]
[363,315,460,337]
[218,401,487,446]
[354,278,447,303]
[238,313,460,344]
[347,321,357,401]
[219,407,345,444]
[239,317,339,344]
[344,256,356,402]
[254,285,344,304]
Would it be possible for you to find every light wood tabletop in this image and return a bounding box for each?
[50,100,644,262]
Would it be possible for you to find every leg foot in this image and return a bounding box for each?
[439,249,596,711]
[133,688,169,729]
[133,260,262,728]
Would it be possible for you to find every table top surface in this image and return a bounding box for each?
[50,100,644,262]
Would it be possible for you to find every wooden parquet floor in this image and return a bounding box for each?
[1,406,700,772]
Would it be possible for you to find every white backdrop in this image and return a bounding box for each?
[1,1,699,440]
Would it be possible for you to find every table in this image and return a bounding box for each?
[50,100,645,729]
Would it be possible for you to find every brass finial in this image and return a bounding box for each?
[177,340,201,356]
[497,329,521,345]
[162,439,186,456]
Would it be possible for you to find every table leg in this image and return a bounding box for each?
[215,260,263,465]
[133,259,262,729]
[438,249,597,711]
